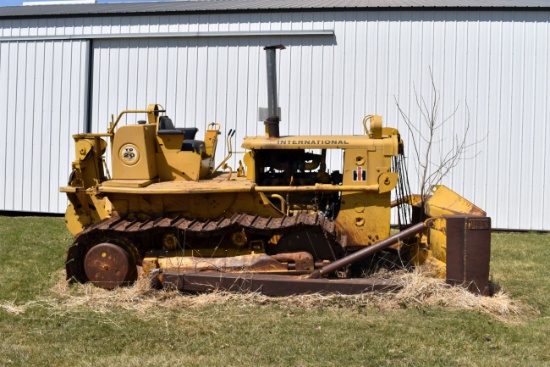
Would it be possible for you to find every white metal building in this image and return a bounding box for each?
[1,0,549,230]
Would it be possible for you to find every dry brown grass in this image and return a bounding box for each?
[1,267,524,323]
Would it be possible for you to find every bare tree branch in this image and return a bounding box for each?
[394,70,484,203]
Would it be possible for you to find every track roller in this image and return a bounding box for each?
[83,242,137,290]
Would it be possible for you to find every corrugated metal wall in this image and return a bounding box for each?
[0,39,88,213]
[1,10,549,230]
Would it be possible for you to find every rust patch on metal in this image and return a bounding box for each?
[270,252,314,271]
[150,252,315,274]
[83,242,137,290]
[162,272,401,295]
[158,253,288,273]
[445,216,492,295]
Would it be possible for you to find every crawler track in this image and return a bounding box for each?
[66,213,345,285]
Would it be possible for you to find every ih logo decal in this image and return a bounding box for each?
[353,167,366,181]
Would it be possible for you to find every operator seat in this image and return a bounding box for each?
[157,116,184,135]
[157,116,205,155]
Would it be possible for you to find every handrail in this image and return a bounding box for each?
[108,105,166,134]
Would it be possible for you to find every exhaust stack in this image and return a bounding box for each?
[264,45,285,138]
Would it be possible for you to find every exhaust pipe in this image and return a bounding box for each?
[264,45,285,138]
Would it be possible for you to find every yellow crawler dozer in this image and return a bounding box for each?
[61,45,491,295]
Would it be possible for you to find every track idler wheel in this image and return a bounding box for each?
[83,242,137,290]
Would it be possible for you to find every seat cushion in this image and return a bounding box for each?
[182,140,206,155]
[181,128,199,140]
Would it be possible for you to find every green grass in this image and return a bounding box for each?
[1,216,549,366]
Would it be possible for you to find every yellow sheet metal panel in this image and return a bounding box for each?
[425,185,486,217]
[111,124,158,180]
[241,134,399,150]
